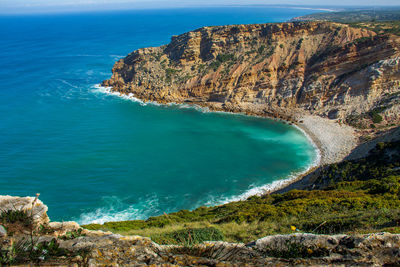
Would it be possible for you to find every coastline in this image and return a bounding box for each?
[93,84,359,198]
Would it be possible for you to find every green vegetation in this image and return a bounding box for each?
[296,38,303,50]
[176,73,193,83]
[165,68,179,76]
[266,46,276,57]
[372,112,383,123]
[263,238,329,259]
[294,9,400,36]
[84,141,400,245]
[216,54,235,63]
[208,53,236,71]
[0,237,89,265]
[288,61,302,71]
[165,68,179,83]
[59,228,86,241]
[346,106,387,129]
[209,61,222,71]
[293,9,400,24]
[258,45,265,54]
[352,36,375,45]
[314,141,399,187]
[0,208,89,265]
[349,21,400,36]
[0,209,32,227]
[151,227,223,246]
[197,63,206,74]
[150,52,162,61]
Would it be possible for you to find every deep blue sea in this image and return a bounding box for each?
[0,7,320,224]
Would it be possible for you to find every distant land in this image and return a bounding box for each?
[291,7,400,23]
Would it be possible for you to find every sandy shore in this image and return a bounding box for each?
[297,115,358,165]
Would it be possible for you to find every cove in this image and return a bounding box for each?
[0,7,321,224]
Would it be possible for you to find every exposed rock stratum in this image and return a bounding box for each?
[103,21,400,127]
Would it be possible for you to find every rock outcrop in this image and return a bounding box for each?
[103,21,400,128]
[0,195,48,227]
[1,195,400,266]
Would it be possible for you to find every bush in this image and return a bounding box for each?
[209,61,222,71]
[296,38,303,50]
[258,45,265,54]
[0,236,89,265]
[59,228,86,241]
[371,112,383,123]
[216,54,235,62]
[152,227,224,245]
[366,176,400,194]
[263,239,329,259]
[0,209,33,227]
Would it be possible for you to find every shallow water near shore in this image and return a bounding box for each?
[0,7,320,224]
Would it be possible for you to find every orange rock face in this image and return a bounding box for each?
[103,21,400,126]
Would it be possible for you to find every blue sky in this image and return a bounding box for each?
[1,0,399,14]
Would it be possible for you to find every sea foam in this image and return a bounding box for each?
[78,195,161,225]
[92,84,209,113]
[88,83,322,223]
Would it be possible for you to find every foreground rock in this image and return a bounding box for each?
[0,195,48,226]
[1,195,400,266]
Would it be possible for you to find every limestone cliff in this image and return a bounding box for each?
[103,21,400,128]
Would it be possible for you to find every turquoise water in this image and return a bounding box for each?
[0,7,319,224]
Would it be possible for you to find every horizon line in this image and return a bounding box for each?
[1,4,400,16]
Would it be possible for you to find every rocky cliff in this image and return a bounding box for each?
[103,21,400,128]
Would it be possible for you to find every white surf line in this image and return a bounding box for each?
[92,84,322,202]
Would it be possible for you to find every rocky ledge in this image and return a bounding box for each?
[103,21,400,130]
[1,195,400,266]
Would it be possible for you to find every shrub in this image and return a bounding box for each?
[371,112,383,123]
[216,54,235,62]
[152,227,224,245]
[165,68,179,76]
[1,237,89,265]
[266,46,276,57]
[258,45,265,54]
[209,61,222,71]
[263,239,329,259]
[296,38,303,50]
[59,228,86,241]
[0,209,33,227]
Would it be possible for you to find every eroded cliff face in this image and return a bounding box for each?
[103,21,400,127]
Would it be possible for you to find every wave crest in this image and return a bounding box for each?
[77,195,160,225]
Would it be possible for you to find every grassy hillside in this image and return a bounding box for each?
[292,9,400,23]
[292,9,400,36]
[84,140,400,245]
[346,21,400,36]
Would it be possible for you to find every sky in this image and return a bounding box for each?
[1,0,399,14]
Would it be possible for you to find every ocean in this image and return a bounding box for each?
[0,7,320,224]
